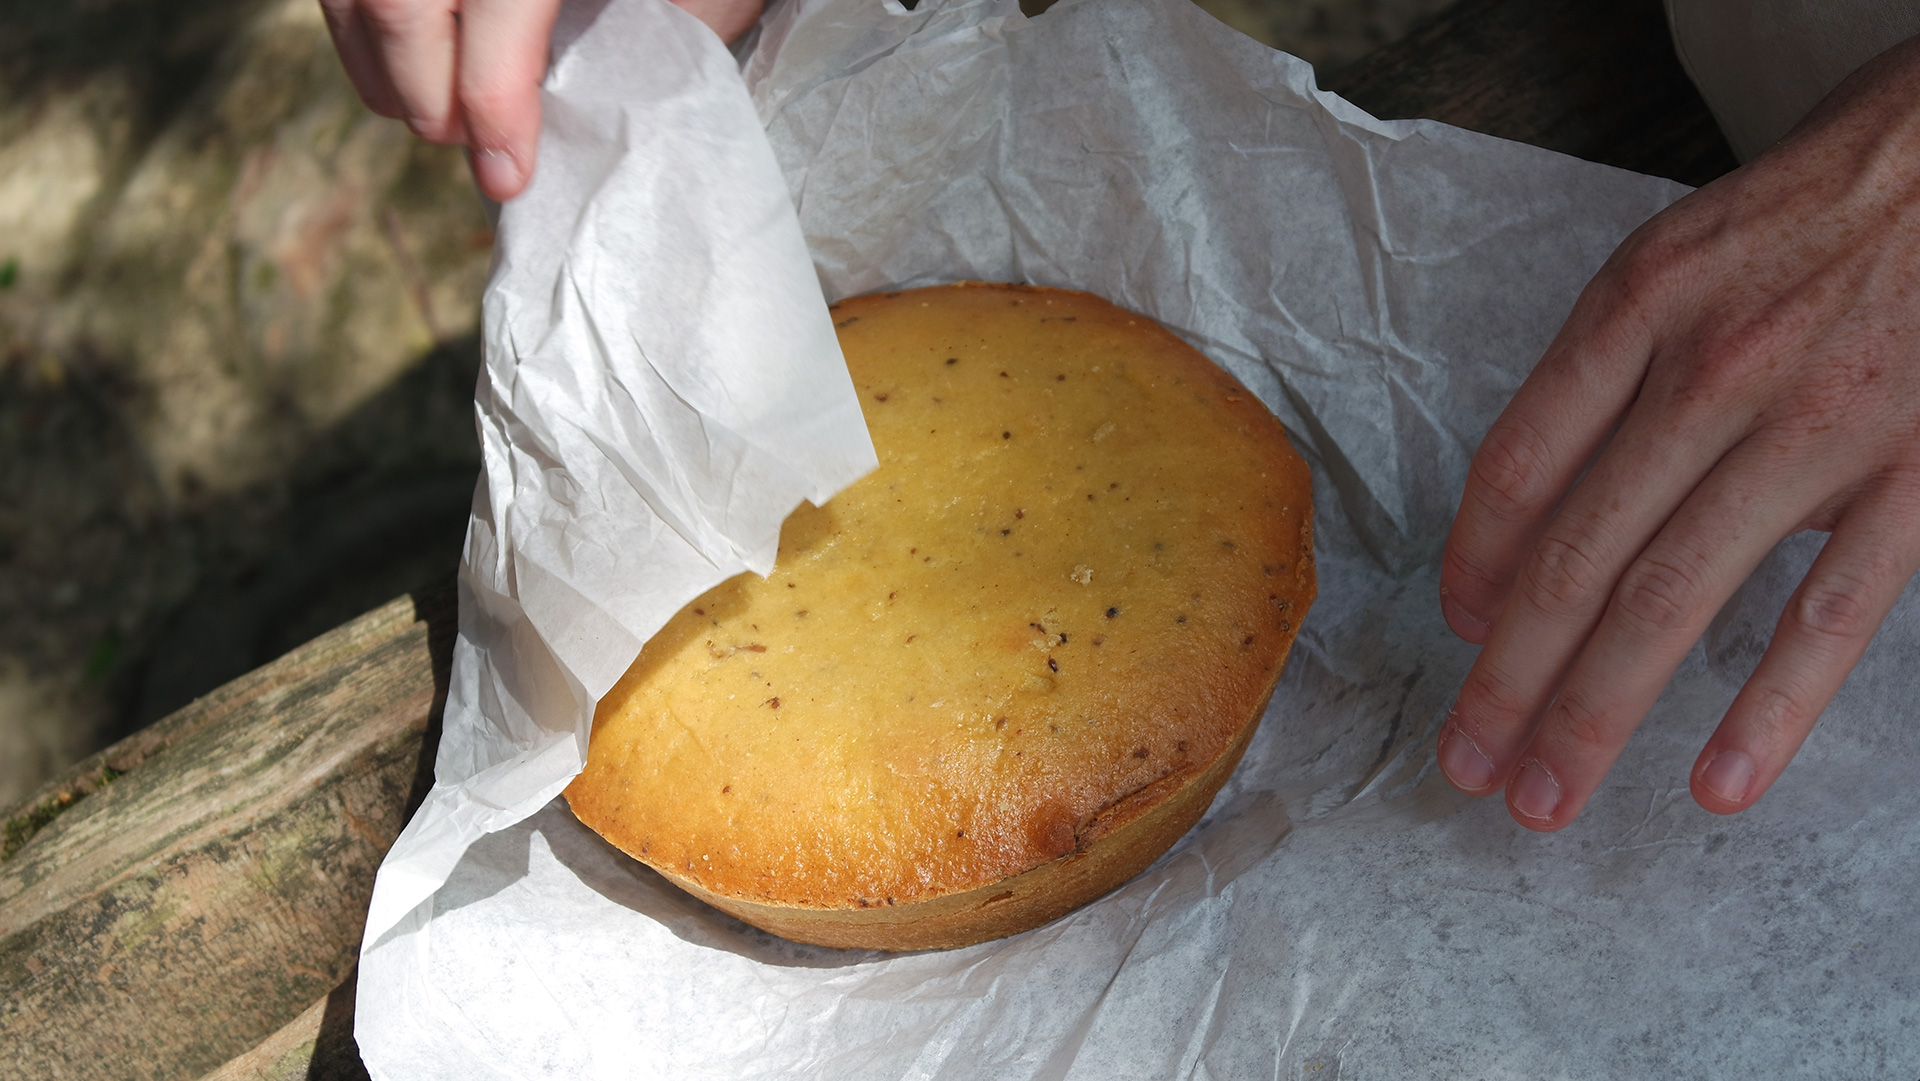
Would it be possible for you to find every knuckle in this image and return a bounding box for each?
[1788,572,1879,643]
[406,115,459,144]
[1872,463,1920,526]
[1668,331,1776,411]
[1613,553,1708,634]
[1457,665,1536,729]
[1878,461,1920,504]
[1741,684,1811,749]
[1440,544,1503,597]
[1469,416,1558,518]
[360,90,405,120]
[1609,227,1694,312]
[1519,526,1612,615]
[1541,690,1616,758]
[460,83,518,127]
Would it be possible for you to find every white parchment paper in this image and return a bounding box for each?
[357,0,878,941]
[357,0,1920,1075]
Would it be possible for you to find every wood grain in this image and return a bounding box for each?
[194,970,368,1081]
[0,584,452,1081]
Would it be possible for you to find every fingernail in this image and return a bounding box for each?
[1509,759,1561,821]
[1439,725,1495,790]
[1439,588,1491,642]
[470,148,523,198]
[1700,749,1755,805]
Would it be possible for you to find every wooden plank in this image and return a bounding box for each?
[1321,0,1738,187]
[193,969,367,1081]
[0,583,452,1081]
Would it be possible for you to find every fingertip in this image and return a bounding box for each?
[406,113,466,145]
[1691,746,1758,814]
[1439,585,1492,644]
[1506,758,1570,830]
[320,2,409,122]
[355,84,407,122]
[468,146,528,201]
[1437,722,1497,794]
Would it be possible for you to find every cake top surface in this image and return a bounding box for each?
[565,283,1313,910]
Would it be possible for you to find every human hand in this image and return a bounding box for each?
[1436,34,1920,830]
[319,0,767,201]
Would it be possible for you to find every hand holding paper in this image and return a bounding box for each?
[1438,33,1920,830]
[318,0,766,199]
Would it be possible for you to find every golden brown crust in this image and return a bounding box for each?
[565,283,1314,949]
[670,708,1266,951]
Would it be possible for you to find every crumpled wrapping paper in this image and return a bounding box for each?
[357,0,878,940]
[356,0,1920,1075]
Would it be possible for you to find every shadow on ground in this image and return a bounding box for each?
[0,0,491,806]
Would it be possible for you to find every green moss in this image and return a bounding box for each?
[242,801,328,896]
[112,891,181,953]
[1,765,125,861]
[262,1038,321,1081]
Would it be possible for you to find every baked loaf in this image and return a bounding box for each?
[565,283,1314,950]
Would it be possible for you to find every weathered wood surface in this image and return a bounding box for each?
[0,1,1739,1078]
[1322,0,1737,187]
[1,585,451,1081]
[196,968,367,1081]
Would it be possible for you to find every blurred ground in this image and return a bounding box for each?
[0,0,1454,808]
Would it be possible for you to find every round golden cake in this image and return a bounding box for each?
[565,283,1314,950]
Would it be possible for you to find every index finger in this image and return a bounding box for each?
[359,0,463,143]
[1439,250,1658,643]
[319,0,405,119]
